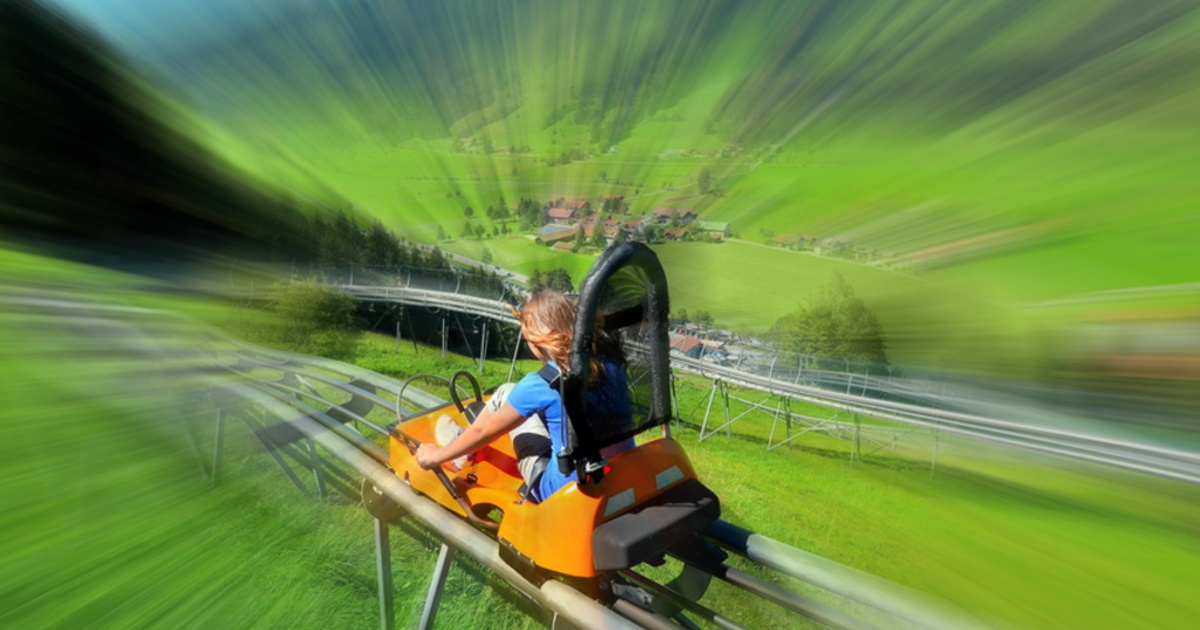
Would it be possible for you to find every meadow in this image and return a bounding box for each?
[10,1,1200,627]
[433,236,1041,372]
[297,333,1200,629]
[4,239,1196,629]
[121,0,1195,390]
[207,116,1197,381]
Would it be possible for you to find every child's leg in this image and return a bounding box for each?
[490,383,551,486]
[510,414,550,483]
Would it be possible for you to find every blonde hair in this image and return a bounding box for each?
[520,290,620,384]
[519,290,576,368]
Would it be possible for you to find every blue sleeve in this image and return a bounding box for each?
[506,371,558,419]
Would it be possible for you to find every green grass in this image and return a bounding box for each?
[348,333,1200,629]
[5,237,1196,630]
[10,0,1200,625]
[148,0,1200,388]
[436,235,1043,371]
[652,240,1046,371]
[191,89,1198,380]
[199,135,1094,377]
[438,235,597,283]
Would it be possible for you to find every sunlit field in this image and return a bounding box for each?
[201,111,1198,377]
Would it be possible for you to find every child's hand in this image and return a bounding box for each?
[415,443,443,470]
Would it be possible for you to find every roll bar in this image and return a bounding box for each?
[559,241,673,482]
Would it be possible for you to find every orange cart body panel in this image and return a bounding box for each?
[389,400,703,578]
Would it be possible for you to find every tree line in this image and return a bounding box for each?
[0,0,507,291]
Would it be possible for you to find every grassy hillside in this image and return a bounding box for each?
[333,334,1200,629]
[4,240,1196,629]
[9,2,1198,628]
[51,0,1200,376]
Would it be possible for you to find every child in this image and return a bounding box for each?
[416,290,631,502]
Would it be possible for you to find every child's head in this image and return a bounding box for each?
[519,290,575,366]
[519,289,623,382]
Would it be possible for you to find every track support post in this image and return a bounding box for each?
[420,542,455,630]
[479,323,488,374]
[306,438,327,499]
[374,518,395,630]
[211,408,226,488]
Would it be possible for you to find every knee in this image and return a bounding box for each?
[486,382,517,413]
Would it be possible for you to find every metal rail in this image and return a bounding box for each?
[341,284,1200,484]
[343,285,519,324]
[212,345,995,630]
[214,380,643,630]
[672,354,1200,484]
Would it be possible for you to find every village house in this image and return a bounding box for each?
[814,237,849,257]
[575,216,598,237]
[695,220,732,239]
[547,206,575,225]
[652,207,697,226]
[620,219,646,241]
[557,198,588,213]
[536,225,577,246]
[663,228,688,242]
[669,333,706,359]
[776,234,814,250]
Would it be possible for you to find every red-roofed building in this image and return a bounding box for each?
[777,234,814,249]
[669,334,705,358]
[548,207,575,224]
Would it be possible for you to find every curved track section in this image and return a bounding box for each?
[210,344,991,630]
[341,284,1200,484]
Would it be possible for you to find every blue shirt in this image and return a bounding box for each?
[506,358,631,501]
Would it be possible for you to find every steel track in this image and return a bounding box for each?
[211,344,992,630]
[339,284,1200,484]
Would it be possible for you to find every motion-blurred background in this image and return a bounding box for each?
[2,1,1197,628]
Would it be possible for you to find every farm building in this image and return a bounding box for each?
[652,207,697,225]
[536,225,577,245]
[663,228,688,242]
[776,234,814,250]
[814,237,848,256]
[695,221,732,238]
[669,333,705,359]
[547,207,575,224]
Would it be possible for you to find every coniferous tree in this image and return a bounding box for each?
[772,273,888,364]
[530,268,573,293]
[590,224,606,248]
